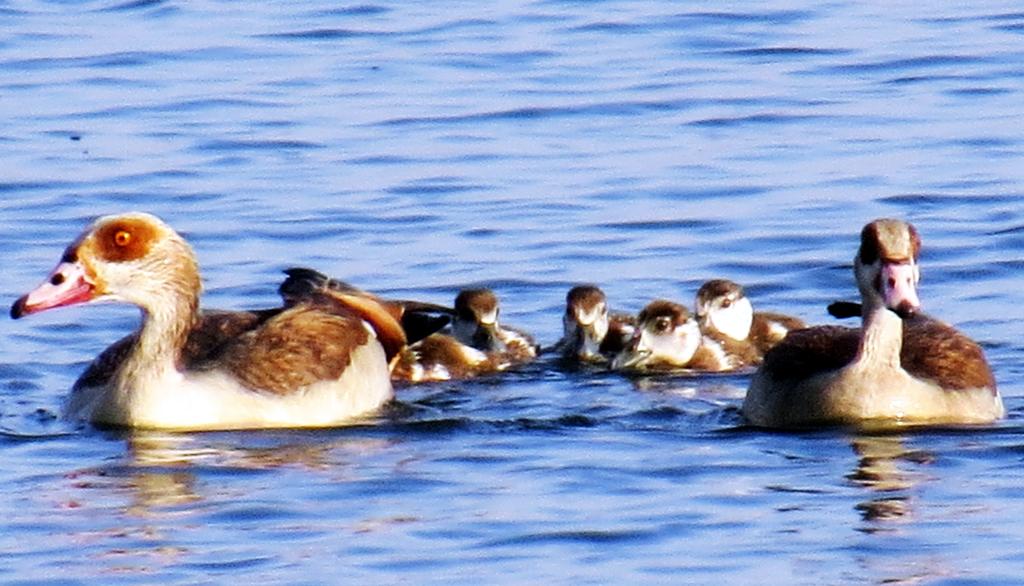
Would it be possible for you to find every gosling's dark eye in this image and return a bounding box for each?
[50,274,65,286]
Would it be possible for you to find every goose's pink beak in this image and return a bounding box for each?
[881,261,920,318]
[11,261,96,319]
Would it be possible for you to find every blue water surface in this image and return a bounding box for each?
[3,1,1024,583]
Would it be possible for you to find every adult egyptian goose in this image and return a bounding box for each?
[391,288,537,383]
[695,278,804,362]
[611,299,738,372]
[742,218,1004,428]
[551,285,635,364]
[10,212,401,430]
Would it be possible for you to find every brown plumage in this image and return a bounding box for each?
[279,267,453,346]
[695,278,805,361]
[704,329,763,367]
[391,334,507,383]
[11,212,395,430]
[757,325,861,383]
[743,218,1003,428]
[77,308,280,390]
[553,284,635,364]
[214,306,372,395]
[392,288,536,383]
[452,288,538,365]
[822,303,997,392]
[749,312,806,353]
[894,315,996,391]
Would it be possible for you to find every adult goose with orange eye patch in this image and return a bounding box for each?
[10,212,401,431]
[742,219,1003,428]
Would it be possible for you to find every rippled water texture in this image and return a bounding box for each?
[3,1,1024,583]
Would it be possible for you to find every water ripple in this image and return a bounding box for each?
[3,0,1024,583]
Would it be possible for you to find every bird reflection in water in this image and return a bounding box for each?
[122,430,398,510]
[54,430,402,574]
[846,434,934,526]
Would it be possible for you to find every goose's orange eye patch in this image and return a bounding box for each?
[94,219,157,262]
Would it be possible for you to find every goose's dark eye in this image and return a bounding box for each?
[655,317,671,332]
[114,230,132,247]
[720,298,732,309]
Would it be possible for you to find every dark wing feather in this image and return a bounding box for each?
[75,333,137,390]
[214,306,373,395]
[74,308,282,390]
[279,267,452,346]
[901,315,997,392]
[826,301,861,319]
[400,311,452,345]
[181,309,280,366]
[279,267,366,302]
[759,325,860,382]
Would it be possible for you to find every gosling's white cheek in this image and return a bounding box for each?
[479,308,498,326]
[593,315,609,341]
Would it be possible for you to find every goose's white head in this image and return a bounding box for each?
[854,218,921,318]
[12,212,200,319]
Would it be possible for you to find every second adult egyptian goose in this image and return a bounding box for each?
[10,212,400,431]
[742,219,1003,428]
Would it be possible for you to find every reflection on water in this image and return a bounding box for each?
[848,435,923,525]
[121,431,400,511]
[47,430,415,578]
[845,434,970,585]
[128,431,340,471]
